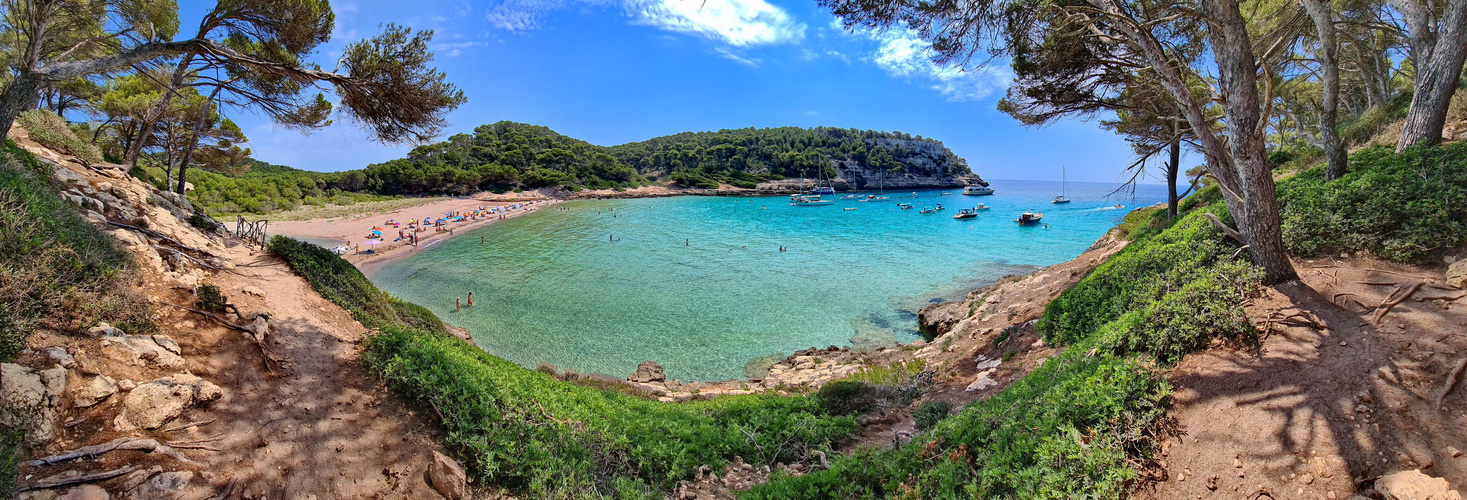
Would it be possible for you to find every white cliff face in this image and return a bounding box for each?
[757,138,983,192]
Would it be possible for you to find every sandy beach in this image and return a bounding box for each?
[268,195,559,276]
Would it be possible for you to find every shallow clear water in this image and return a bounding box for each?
[369,180,1167,381]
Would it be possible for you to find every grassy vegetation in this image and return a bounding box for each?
[1278,143,1467,263]
[16,110,102,165]
[751,196,1257,498]
[269,236,859,498]
[0,140,152,361]
[267,235,445,332]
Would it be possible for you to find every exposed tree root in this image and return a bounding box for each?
[22,438,196,468]
[17,466,137,492]
[161,302,280,373]
[163,418,215,433]
[1372,282,1423,325]
[1435,357,1467,408]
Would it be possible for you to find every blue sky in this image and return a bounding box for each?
[180,0,1173,184]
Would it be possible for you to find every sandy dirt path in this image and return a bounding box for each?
[1149,256,1467,499]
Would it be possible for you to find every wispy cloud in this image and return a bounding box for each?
[716,47,761,66]
[841,22,1010,101]
[630,0,805,46]
[486,0,804,46]
[433,41,487,57]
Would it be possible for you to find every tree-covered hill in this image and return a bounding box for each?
[181,122,980,215]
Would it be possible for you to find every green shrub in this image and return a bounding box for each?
[0,145,149,360]
[912,400,953,431]
[365,325,856,497]
[16,109,103,165]
[1267,148,1295,168]
[816,380,879,416]
[196,284,227,313]
[187,213,217,230]
[268,235,444,332]
[1278,143,1467,263]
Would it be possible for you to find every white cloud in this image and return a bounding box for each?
[486,0,803,46]
[433,41,487,58]
[716,47,761,66]
[629,0,805,46]
[852,23,1010,101]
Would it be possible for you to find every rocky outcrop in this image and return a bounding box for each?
[1448,260,1467,289]
[1375,469,1462,500]
[116,374,223,430]
[1,362,66,442]
[100,332,186,368]
[72,374,120,408]
[429,451,468,499]
[628,361,666,383]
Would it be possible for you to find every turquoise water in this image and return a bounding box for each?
[370,180,1168,381]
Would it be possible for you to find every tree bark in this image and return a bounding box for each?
[176,88,223,195]
[1201,0,1299,283]
[1166,131,1181,219]
[1393,0,1467,151]
[1301,0,1348,179]
[0,74,46,140]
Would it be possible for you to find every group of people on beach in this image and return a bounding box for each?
[337,201,541,256]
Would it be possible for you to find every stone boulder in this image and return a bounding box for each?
[124,471,212,500]
[44,346,76,369]
[628,361,666,383]
[117,374,223,430]
[1376,470,1462,500]
[1,363,64,442]
[72,375,120,408]
[59,484,110,500]
[428,451,468,499]
[101,334,185,368]
[1448,260,1467,289]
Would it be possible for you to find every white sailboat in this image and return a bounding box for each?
[1052,166,1071,204]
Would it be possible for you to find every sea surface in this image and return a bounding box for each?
[369,180,1169,381]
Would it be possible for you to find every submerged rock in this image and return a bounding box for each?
[629,361,666,383]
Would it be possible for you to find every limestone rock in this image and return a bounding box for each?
[965,372,997,392]
[86,322,125,338]
[117,379,136,391]
[629,361,666,383]
[125,471,211,500]
[1449,260,1467,289]
[429,451,468,499]
[58,485,109,500]
[1376,469,1462,500]
[101,334,185,368]
[1,363,63,442]
[44,347,76,369]
[73,375,119,408]
[117,374,223,430]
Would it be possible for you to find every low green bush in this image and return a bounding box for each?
[16,109,102,165]
[816,380,879,416]
[365,326,856,497]
[267,235,444,333]
[0,144,150,361]
[1278,143,1467,263]
[196,284,228,313]
[912,400,952,431]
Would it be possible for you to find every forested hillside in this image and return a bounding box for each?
[178,122,977,215]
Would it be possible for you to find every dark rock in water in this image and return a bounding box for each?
[628,361,666,383]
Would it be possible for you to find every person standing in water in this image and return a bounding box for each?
[456,297,461,311]
[467,292,474,307]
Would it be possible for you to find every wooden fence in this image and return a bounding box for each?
[235,216,269,248]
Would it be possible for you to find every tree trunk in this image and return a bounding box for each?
[124,55,194,167]
[1301,0,1348,179]
[1203,0,1299,283]
[1166,132,1181,219]
[1394,0,1467,151]
[0,74,45,142]
[176,88,223,195]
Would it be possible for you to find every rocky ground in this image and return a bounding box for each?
[2,129,472,499]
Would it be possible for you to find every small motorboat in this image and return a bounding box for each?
[898,203,914,209]
[1051,195,1071,204]
[919,206,937,214]
[843,207,857,211]
[962,185,995,196]
[1016,211,1043,225]
[934,204,945,211]
[840,194,860,200]
[974,204,991,210]
[953,208,977,219]
[940,192,952,196]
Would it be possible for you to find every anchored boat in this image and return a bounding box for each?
[1016,211,1043,225]
[953,208,977,219]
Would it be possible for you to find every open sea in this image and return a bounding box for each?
[368,180,1168,381]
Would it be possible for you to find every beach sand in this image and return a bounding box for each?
[268,195,558,276]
